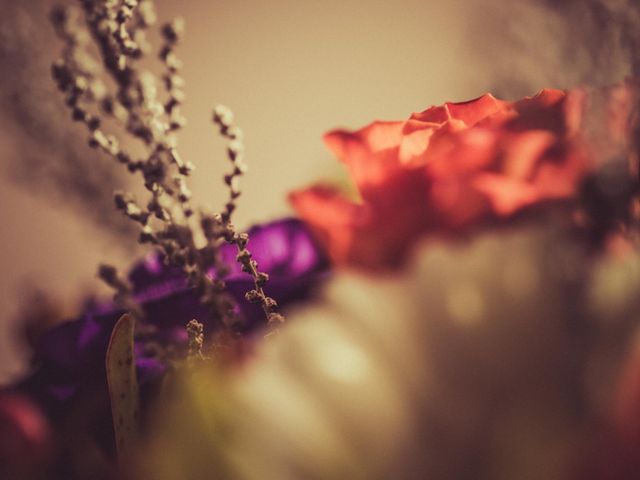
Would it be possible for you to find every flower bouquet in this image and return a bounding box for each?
[0,1,639,479]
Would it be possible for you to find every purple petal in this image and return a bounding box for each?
[14,216,330,435]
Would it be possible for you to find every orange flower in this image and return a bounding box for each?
[290,86,635,269]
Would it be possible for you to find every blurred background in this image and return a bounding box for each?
[0,0,637,381]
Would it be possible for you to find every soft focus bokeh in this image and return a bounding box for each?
[136,226,640,480]
[0,0,637,381]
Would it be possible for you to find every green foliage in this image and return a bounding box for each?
[106,313,140,460]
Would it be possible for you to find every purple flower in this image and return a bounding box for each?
[6,217,328,476]
[128,217,330,336]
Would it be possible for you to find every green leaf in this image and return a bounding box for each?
[106,313,140,460]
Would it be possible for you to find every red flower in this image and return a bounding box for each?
[0,393,51,478]
[290,85,634,269]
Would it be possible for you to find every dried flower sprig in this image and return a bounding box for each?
[212,105,284,333]
[98,263,143,319]
[50,0,283,337]
[186,319,205,362]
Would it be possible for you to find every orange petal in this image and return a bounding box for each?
[516,88,566,109]
[509,89,567,133]
[411,93,507,127]
[398,121,437,165]
[426,127,499,177]
[471,173,541,216]
[289,185,362,265]
[500,130,556,181]
[445,93,508,126]
[324,121,405,198]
